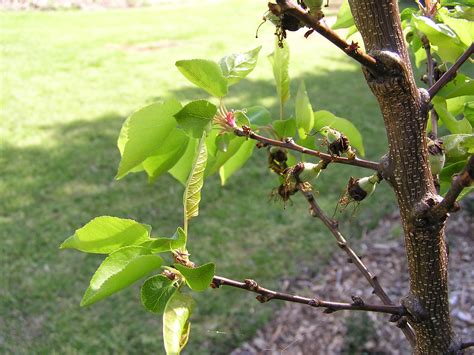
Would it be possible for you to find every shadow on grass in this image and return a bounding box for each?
[0,66,395,354]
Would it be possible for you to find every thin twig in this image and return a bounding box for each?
[296,183,417,346]
[234,127,380,172]
[428,42,474,99]
[211,276,408,316]
[431,154,474,219]
[274,0,380,74]
[422,36,438,138]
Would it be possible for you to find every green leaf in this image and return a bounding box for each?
[143,228,187,253]
[175,59,228,98]
[169,138,199,185]
[81,246,163,306]
[332,0,354,30]
[206,136,245,175]
[268,39,290,107]
[313,110,365,156]
[215,132,231,152]
[246,106,271,127]
[142,128,190,182]
[437,74,474,99]
[295,80,314,139]
[219,46,262,86]
[433,97,472,134]
[163,292,195,355]
[219,139,255,185]
[141,275,177,314]
[116,100,182,179]
[438,8,474,47]
[174,100,217,138]
[440,160,467,182]
[183,133,207,224]
[440,0,474,6]
[442,134,474,161]
[174,263,215,292]
[411,14,465,63]
[60,216,152,254]
[465,101,474,126]
[273,118,297,139]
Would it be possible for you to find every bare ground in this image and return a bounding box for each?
[232,200,474,355]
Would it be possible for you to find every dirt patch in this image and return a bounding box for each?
[232,200,474,354]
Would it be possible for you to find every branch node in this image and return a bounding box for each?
[244,279,259,291]
[351,295,365,306]
[256,294,273,303]
[401,294,429,323]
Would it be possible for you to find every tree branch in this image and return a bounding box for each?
[422,36,438,138]
[460,341,474,350]
[428,42,474,99]
[211,276,408,316]
[431,155,474,219]
[295,182,417,346]
[273,0,380,74]
[234,126,380,172]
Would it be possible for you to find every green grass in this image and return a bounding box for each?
[0,3,395,353]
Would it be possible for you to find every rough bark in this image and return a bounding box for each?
[348,0,456,353]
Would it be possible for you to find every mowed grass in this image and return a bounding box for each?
[0,2,394,353]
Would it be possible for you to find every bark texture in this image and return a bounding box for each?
[348,0,456,353]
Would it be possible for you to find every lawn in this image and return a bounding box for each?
[0,2,395,353]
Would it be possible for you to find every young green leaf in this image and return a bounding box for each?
[332,0,355,30]
[268,39,290,113]
[60,216,152,254]
[142,128,190,182]
[80,246,163,307]
[411,14,465,63]
[206,136,245,175]
[175,59,228,98]
[142,228,187,253]
[174,100,217,138]
[183,133,208,225]
[219,46,262,86]
[295,80,314,139]
[442,134,474,161]
[273,118,297,139]
[219,139,255,185]
[314,110,365,156]
[141,274,177,314]
[169,138,199,185]
[174,263,215,292]
[437,74,474,99]
[163,292,195,355]
[116,99,182,179]
[438,8,474,47]
[433,97,472,134]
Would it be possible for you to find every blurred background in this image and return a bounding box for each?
[1,0,472,354]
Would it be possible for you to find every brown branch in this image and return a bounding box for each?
[428,42,474,99]
[460,341,474,350]
[296,183,417,346]
[234,127,380,172]
[211,276,408,316]
[422,36,438,138]
[431,155,474,219]
[273,0,380,73]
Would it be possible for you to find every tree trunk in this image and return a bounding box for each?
[348,0,456,353]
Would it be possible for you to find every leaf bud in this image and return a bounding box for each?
[427,136,445,175]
